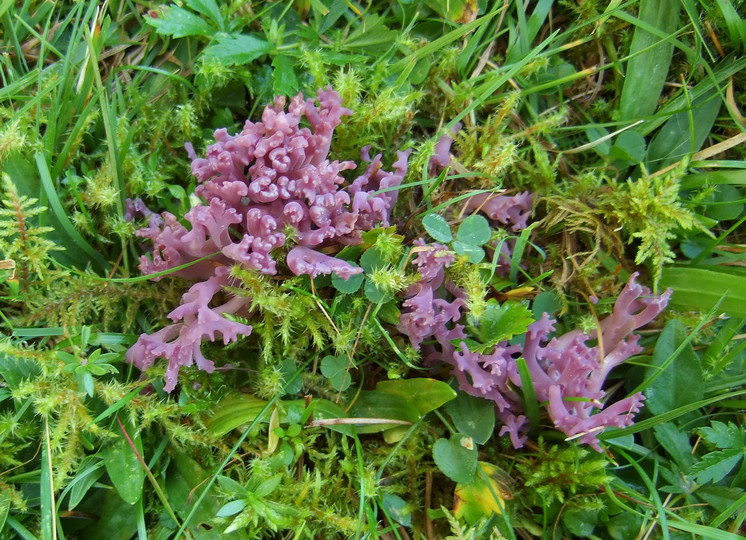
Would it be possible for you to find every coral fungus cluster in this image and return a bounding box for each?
[127,87,410,391]
[399,230,671,449]
[127,87,670,450]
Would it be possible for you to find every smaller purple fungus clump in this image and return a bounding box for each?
[399,233,672,450]
[126,87,410,392]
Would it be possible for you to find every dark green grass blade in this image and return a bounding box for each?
[618,0,682,121]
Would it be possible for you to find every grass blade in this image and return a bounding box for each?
[34,152,109,271]
[618,0,682,121]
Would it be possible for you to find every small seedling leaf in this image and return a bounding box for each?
[467,299,534,346]
[272,54,299,97]
[320,355,352,391]
[452,241,485,263]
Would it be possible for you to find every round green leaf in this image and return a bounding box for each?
[456,214,491,246]
[422,213,453,243]
[320,355,352,391]
[452,241,485,263]
[332,271,364,294]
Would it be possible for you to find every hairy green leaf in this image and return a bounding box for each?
[146,5,216,38]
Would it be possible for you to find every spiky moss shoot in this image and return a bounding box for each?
[81,162,118,209]
[195,56,235,92]
[333,68,362,110]
[300,48,329,88]
[515,439,611,506]
[0,481,27,512]
[368,267,416,297]
[449,257,489,319]
[253,365,287,399]
[599,166,710,289]
[175,102,199,141]
[0,119,28,160]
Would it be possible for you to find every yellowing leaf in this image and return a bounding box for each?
[454,462,512,525]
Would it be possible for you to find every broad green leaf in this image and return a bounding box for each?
[698,421,745,449]
[653,423,694,470]
[331,271,364,294]
[202,34,272,66]
[217,499,248,518]
[532,291,562,319]
[659,266,746,317]
[422,213,453,243]
[364,278,393,304]
[618,0,682,120]
[206,394,269,436]
[701,184,744,222]
[433,435,478,484]
[375,378,456,415]
[454,462,508,525]
[359,246,388,272]
[645,320,703,415]
[78,489,138,540]
[696,486,746,513]
[271,54,299,97]
[381,494,411,526]
[186,0,224,29]
[452,241,484,263]
[679,170,746,190]
[102,422,145,505]
[646,91,722,170]
[409,57,431,85]
[690,448,744,484]
[609,130,647,164]
[445,391,496,445]
[320,355,352,391]
[255,475,282,497]
[341,14,397,52]
[585,126,611,155]
[467,299,534,346]
[606,513,643,540]
[457,214,492,246]
[145,5,216,38]
[562,507,599,537]
[348,390,420,433]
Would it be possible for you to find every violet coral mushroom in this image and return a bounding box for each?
[127,87,410,391]
[398,191,670,450]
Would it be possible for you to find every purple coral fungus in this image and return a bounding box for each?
[127,88,410,391]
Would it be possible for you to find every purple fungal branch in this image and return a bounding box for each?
[127,87,411,391]
[399,188,671,449]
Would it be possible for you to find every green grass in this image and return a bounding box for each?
[0,0,745,538]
